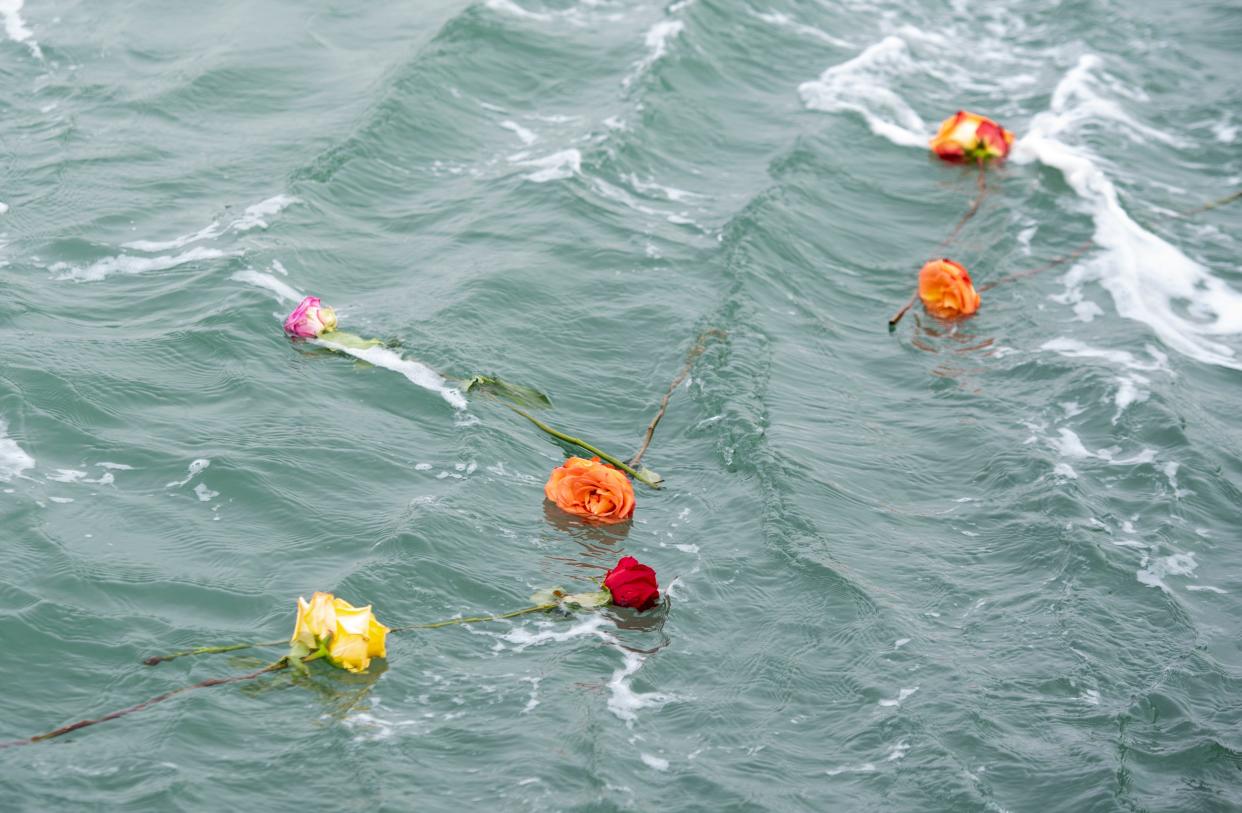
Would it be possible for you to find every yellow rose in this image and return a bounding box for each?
[325,599,391,673]
[290,593,390,673]
[291,592,337,650]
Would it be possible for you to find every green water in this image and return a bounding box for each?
[2,0,1241,810]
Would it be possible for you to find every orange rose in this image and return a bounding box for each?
[930,110,1014,162]
[918,259,981,318]
[544,456,635,524]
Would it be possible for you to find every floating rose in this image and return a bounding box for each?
[289,591,390,673]
[545,456,636,524]
[918,258,981,319]
[930,111,1014,162]
[603,556,660,611]
[283,295,338,338]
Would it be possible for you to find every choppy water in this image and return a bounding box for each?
[3,0,1241,810]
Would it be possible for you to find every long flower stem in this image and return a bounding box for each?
[629,328,725,468]
[891,163,988,329]
[144,605,562,665]
[504,404,662,488]
[977,238,1094,292]
[393,603,558,632]
[143,639,286,666]
[0,658,293,749]
[1179,189,1241,216]
[935,160,988,253]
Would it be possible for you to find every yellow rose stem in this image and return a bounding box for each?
[0,653,322,749]
[145,604,563,665]
[628,328,726,469]
[143,639,287,666]
[502,404,663,489]
[889,160,988,331]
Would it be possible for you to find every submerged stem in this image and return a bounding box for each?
[629,329,725,469]
[144,639,286,666]
[891,163,989,329]
[1,659,292,749]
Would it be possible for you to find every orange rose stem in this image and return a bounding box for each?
[392,602,559,632]
[0,656,306,749]
[890,161,989,330]
[887,291,919,331]
[976,238,1094,292]
[143,639,287,666]
[629,328,725,469]
[502,404,662,488]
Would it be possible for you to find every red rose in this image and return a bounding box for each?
[603,556,660,612]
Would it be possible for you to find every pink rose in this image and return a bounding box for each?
[283,296,338,338]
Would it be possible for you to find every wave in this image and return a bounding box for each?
[314,340,468,411]
[51,246,232,283]
[0,418,34,482]
[798,36,929,148]
[1015,55,1242,371]
[122,195,299,252]
[0,0,42,59]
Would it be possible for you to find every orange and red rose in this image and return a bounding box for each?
[544,456,635,524]
[918,258,981,319]
[930,111,1014,162]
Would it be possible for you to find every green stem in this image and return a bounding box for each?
[504,404,662,488]
[394,603,558,631]
[144,639,286,666]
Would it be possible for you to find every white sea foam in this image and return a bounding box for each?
[500,120,537,145]
[1041,338,1167,421]
[0,419,34,482]
[517,149,581,183]
[123,195,299,251]
[0,201,8,215]
[878,686,918,707]
[232,269,304,304]
[1137,551,1197,593]
[315,340,467,410]
[52,246,230,283]
[1015,56,1242,370]
[1052,428,1092,460]
[1040,338,1168,372]
[230,195,299,232]
[46,469,87,483]
[491,614,610,650]
[0,0,42,58]
[607,649,673,724]
[166,458,210,488]
[485,0,555,22]
[752,10,851,48]
[625,174,702,203]
[640,753,669,771]
[624,20,683,87]
[799,36,928,148]
[194,483,219,502]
